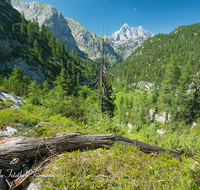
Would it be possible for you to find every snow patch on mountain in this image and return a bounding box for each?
[111,23,154,41]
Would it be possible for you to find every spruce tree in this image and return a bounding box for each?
[102,78,116,117]
[67,60,71,71]
[9,65,24,96]
[151,79,159,104]
[119,96,125,124]
[72,65,76,85]
[176,63,191,122]
[43,79,52,91]
[27,22,35,44]
[159,55,180,124]
[34,39,39,55]
[70,47,75,58]
[41,24,46,35]
[28,80,42,105]
[54,68,73,96]
[66,44,68,54]
[60,59,64,68]
[39,51,43,64]
[77,72,80,86]
[188,70,200,123]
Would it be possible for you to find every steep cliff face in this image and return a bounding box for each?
[65,18,122,64]
[11,0,85,58]
[110,37,144,60]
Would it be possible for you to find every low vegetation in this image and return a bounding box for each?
[0,72,199,189]
[0,0,199,189]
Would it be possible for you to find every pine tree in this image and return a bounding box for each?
[39,51,43,64]
[22,75,31,97]
[41,24,46,35]
[176,63,192,122]
[118,96,125,124]
[66,44,68,54]
[60,59,64,68]
[54,68,73,96]
[0,24,5,36]
[77,72,80,86]
[159,55,180,124]
[137,90,149,128]
[188,70,200,123]
[102,78,116,117]
[43,79,52,91]
[125,75,129,92]
[27,22,35,44]
[8,65,24,96]
[151,79,159,104]
[20,23,25,35]
[20,12,26,36]
[34,39,39,55]
[72,65,76,85]
[67,60,71,71]
[12,24,15,33]
[70,47,75,58]
[28,80,42,105]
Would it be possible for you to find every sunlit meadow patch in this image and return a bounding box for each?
[37,145,199,190]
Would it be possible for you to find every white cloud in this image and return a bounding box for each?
[134,8,137,11]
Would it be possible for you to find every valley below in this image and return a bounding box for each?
[0,0,199,189]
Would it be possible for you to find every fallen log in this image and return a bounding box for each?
[0,159,20,170]
[0,133,181,160]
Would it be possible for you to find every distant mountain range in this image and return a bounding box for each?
[11,0,154,63]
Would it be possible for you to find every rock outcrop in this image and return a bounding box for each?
[65,18,122,64]
[110,37,144,60]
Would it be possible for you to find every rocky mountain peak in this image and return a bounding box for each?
[111,23,154,41]
[121,23,129,29]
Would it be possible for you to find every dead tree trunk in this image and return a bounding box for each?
[0,133,181,160]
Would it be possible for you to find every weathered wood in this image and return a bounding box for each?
[10,156,54,190]
[0,133,181,160]
[0,159,21,170]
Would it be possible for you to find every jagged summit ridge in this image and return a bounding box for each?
[111,23,154,41]
[11,0,154,62]
[66,18,121,64]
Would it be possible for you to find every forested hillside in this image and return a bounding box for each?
[109,22,200,137]
[0,0,97,86]
[111,22,200,84]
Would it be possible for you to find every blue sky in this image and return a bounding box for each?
[25,0,200,36]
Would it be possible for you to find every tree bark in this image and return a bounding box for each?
[0,133,181,160]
